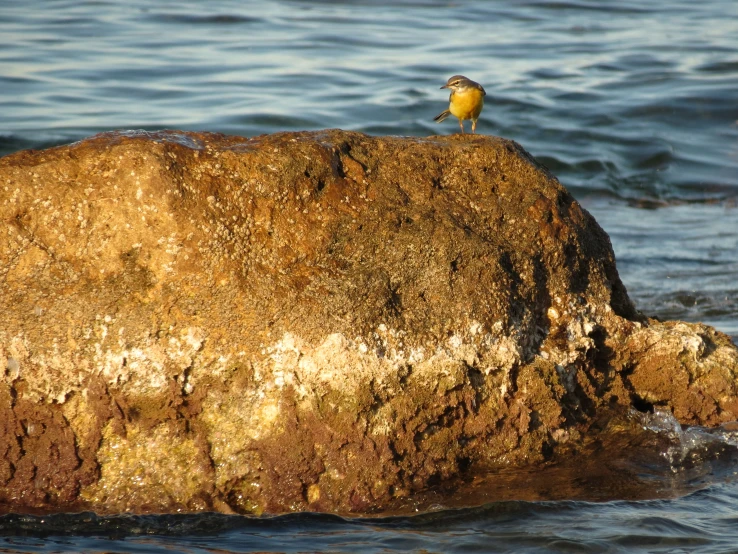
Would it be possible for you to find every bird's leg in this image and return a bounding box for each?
[458,119,465,134]
[471,119,477,134]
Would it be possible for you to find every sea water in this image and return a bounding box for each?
[1,1,738,551]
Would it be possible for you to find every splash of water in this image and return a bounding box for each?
[636,407,738,470]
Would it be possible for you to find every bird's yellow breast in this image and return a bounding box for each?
[449,89,485,120]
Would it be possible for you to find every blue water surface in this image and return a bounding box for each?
[2,0,738,551]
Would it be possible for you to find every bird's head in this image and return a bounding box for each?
[441,75,486,95]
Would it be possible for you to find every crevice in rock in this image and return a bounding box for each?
[630,394,655,414]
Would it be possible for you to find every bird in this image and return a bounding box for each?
[434,75,486,134]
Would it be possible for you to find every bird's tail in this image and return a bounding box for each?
[434,110,451,123]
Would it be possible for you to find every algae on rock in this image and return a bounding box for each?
[1,129,737,514]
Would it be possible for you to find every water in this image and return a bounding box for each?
[3,490,738,553]
[2,0,738,551]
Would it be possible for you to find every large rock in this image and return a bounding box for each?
[1,130,737,514]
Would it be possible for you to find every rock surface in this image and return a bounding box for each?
[1,129,737,515]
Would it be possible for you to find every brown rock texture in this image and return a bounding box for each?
[1,129,737,515]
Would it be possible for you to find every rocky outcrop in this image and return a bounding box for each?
[1,129,736,515]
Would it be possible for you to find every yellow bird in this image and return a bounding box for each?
[434,75,486,134]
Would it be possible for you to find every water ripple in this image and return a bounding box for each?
[1,1,738,549]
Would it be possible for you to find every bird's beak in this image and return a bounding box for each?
[440,84,449,89]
